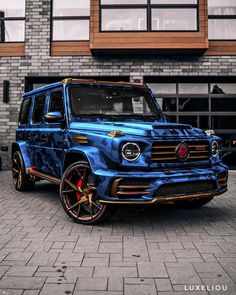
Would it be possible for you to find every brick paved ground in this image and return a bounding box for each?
[0,171,235,295]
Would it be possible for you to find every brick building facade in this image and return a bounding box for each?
[0,0,236,170]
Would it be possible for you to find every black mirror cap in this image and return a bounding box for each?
[44,111,64,123]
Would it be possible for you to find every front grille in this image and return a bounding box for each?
[111,178,152,199]
[152,140,210,163]
[155,180,216,196]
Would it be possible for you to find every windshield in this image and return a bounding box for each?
[69,85,161,120]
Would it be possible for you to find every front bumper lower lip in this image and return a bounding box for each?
[100,190,224,204]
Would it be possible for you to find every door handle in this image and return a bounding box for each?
[39,136,48,143]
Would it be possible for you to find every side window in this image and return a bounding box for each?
[49,91,64,114]
[32,94,46,124]
[19,99,31,125]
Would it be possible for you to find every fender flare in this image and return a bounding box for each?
[12,141,32,171]
[63,146,108,174]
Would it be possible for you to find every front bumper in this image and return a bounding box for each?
[94,163,228,204]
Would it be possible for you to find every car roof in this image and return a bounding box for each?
[23,78,149,98]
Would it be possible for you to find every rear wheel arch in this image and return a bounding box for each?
[12,143,20,158]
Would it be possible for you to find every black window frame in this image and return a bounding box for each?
[32,94,47,125]
[208,1,236,41]
[0,0,25,43]
[144,76,236,154]
[19,98,32,125]
[51,0,90,42]
[99,0,199,32]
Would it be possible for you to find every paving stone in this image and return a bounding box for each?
[124,284,157,295]
[0,266,10,278]
[137,262,168,278]
[75,278,108,291]
[73,292,122,295]
[155,278,173,291]
[27,253,58,266]
[167,265,202,285]
[63,266,94,283]
[38,283,74,295]
[94,266,138,278]
[5,266,37,277]
[0,290,23,295]
[22,291,39,295]
[82,257,109,267]
[108,278,123,291]
[98,242,122,254]
[0,277,45,289]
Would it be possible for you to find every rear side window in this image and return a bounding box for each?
[19,99,31,125]
[32,94,46,124]
[49,91,64,114]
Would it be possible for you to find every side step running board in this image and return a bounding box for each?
[27,168,61,185]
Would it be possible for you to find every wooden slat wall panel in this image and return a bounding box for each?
[90,0,209,53]
[0,43,25,56]
[205,41,236,55]
[51,42,91,56]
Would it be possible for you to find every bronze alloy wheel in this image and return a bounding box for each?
[12,151,35,191]
[60,161,113,224]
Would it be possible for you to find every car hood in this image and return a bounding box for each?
[70,121,207,138]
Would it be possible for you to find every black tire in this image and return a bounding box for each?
[175,196,214,209]
[12,151,35,191]
[60,161,116,225]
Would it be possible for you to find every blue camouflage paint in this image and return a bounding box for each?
[13,80,228,203]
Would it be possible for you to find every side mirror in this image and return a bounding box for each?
[44,111,64,123]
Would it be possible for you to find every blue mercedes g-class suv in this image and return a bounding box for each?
[12,78,228,224]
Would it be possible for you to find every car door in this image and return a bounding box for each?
[28,93,47,171]
[39,89,66,177]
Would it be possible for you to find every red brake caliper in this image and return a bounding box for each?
[76,179,83,200]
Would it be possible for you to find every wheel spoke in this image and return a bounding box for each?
[68,200,81,211]
[92,201,102,210]
[76,205,81,218]
[65,179,82,193]
[82,167,87,180]
[13,168,20,173]
[75,168,82,178]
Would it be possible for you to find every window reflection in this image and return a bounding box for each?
[211,83,236,94]
[52,0,90,41]
[212,116,236,130]
[4,21,24,42]
[209,19,236,40]
[0,0,25,42]
[208,0,236,15]
[0,0,25,17]
[53,20,89,41]
[208,0,236,40]
[53,0,90,16]
[179,97,209,112]
[102,9,147,31]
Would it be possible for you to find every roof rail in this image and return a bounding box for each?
[60,78,148,88]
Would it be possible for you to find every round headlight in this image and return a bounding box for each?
[211,141,219,157]
[121,142,141,161]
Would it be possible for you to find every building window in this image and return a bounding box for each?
[146,79,236,159]
[100,0,198,32]
[0,0,25,42]
[52,0,90,41]
[208,0,236,40]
